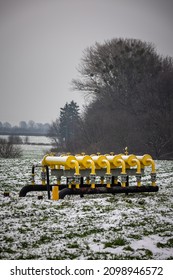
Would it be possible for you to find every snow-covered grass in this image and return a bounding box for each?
[0,145,173,260]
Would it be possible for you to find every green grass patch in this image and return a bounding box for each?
[128,234,142,240]
[157,238,173,248]
[124,245,134,252]
[104,237,127,248]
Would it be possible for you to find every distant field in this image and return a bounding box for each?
[0,144,173,260]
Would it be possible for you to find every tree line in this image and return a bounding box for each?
[0,120,50,136]
[49,38,173,159]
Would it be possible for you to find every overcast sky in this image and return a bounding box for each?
[0,0,173,125]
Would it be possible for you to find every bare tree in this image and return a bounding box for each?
[0,137,22,158]
[72,38,173,158]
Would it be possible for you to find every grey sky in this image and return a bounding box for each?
[0,0,173,125]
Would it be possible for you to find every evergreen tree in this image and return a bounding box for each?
[48,101,81,152]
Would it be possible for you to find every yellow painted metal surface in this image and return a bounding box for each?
[39,151,157,196]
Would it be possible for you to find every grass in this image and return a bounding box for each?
[104,237,127,248]
[157,238,173,248]
[0,156,173,260]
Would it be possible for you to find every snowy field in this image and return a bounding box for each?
[0,144,173,260]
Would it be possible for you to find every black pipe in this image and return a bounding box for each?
[45,166,51,199]
[59,186,159,197]
[19,184,159,198]
[19,184,51,197]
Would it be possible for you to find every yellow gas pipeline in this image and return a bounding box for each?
[136,154,156,186]
[75,155,96,188]
[40,152,156,192]
[91,155,111,187]
[121,154,141,187]
[42,154,80,188]
[106,154,126,187]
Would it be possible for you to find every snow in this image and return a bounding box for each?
[0,145,173,260]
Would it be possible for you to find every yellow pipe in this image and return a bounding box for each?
[102,159,111,188]
[131,158,141,173]
[42,155,77,169]
[87,159,96,189]
[87,159,96,175]
[41,154,49,166]
[146,158,156,186]
[91,155,111,187]
[136,155,156,186]
[106,155,126,187]
[91,155,107,168]
[136,154,152,167]
[102,159,111,175]
[75,155,91,169]
[71,160,80,175]
[75,155,96,173]
[41,167,46,185]
[131,158,141,187]
[52,186,59,200]
[42,154,81,188]
[71,160,80,188]
[118,159,126,187]
[146,158,156,173]
[122,155,142,187]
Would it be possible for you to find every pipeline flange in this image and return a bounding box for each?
[121,174,127,183]
[105,174,112,183]
[74,174,81,187]
[90,174,96,183]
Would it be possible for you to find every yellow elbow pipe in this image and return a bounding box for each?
[102,159,111,188]
[119,159,126,187]
[118,159,126,175]
[132,158,141,187]
[137,155,156,186]
[146,158,156,186]
[106,155,126,187]
[87,159,96,189]
[71,160,80,175]
[71,160,80,188]
[132,158,141,173]
[102,159,111,175]
[87,159,96,175]
[146,158,156,173]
